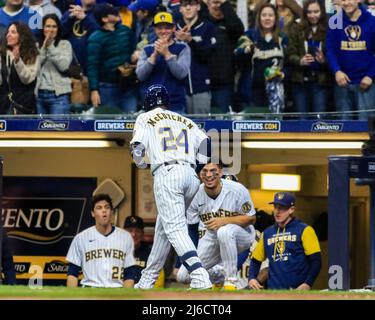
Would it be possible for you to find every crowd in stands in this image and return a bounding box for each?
[0,0,374,118]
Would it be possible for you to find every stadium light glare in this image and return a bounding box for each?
[0,140,115,148]
[242,141,363,149]
[261,173,301,191]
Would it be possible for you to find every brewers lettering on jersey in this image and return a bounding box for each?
[66,194,136,288]
[130,84,212,289]
[177,162,256,290]
[248,192,322,290]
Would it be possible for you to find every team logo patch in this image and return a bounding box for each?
[241,202,252,213]
[345,25,361,41]
[277,193,285,200]
[276,241,285,254]
[130,217,137,224]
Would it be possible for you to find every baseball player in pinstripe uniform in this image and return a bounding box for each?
[130,84,212,290]
[66,194,137,288]
[176,162,256,290]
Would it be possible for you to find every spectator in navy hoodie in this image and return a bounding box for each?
[326,0,375,120]
[61,0,99,75]
[136,11,191,113]
[176,0,216,114]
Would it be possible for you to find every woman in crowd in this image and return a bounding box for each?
[275,0,297,34]
[37,14,73,115]
[0,22,39,114]
[235,3,288,113]
[287,0,331,116]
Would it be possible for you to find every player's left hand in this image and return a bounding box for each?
[360,76,373,91]
[296,283,311,290]
[205,218,226,231]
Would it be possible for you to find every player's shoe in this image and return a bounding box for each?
[222,278,238,291]
[134,283,153,290]
[222,283,237,291]
[190,267,212,290]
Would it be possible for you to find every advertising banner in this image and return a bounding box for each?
[2,177,97,285]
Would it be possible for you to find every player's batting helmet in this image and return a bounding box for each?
[144,84,169,111]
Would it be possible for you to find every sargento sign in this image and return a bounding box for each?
[311,122,343,132]
[3,177,96,285]
[38,120,69,131]
[2,197,86,244]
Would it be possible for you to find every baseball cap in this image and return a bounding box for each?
[154,12,174,25]
[269,192,296,208]
[128,0,159,12]
[93,3,119,23]
[124,216,144,229]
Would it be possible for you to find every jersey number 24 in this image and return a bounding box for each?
[159,127,189,153]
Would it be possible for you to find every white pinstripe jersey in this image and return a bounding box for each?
[187,179,256,226]
[66,226,136,288]
[130,108,207,169]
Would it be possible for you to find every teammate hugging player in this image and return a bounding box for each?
[66,194,137,288]
[130,84,212,290]
[176,162,257,290]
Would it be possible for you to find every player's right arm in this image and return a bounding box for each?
[122,233,137,288]
[67,273,79,287]
[130,115,149,169]
[205,184,256,230]
[66,236,82,287]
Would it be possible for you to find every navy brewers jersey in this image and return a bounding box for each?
[252,218,320,289]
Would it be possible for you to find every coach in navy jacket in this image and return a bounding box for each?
[326,2,375,120]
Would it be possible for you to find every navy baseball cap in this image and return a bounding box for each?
[93,3,119,24]
[129,0,159,12]
[269,192,296,208]
[124,216,144,229]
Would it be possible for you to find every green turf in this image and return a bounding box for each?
[0,285,374,299]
